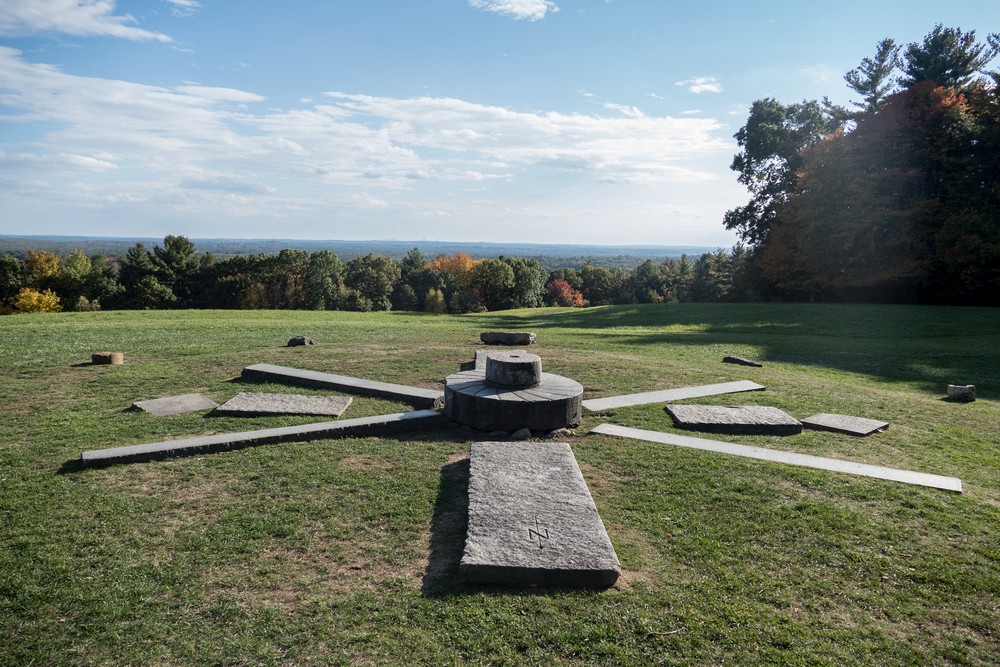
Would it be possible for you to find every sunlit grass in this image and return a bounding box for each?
[1,304,998,665]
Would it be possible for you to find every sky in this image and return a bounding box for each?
[1,1,998,247]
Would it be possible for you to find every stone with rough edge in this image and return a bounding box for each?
[444,368,583,432]
[241,363,443,408]
[801,413,889,436]
[665,404,802,435]
[480,332,537,345]
[460,441,621,587]
[582,380,765,412]
[92,352,124,365]
[485,351,542,387]
[590,423,962,493]
[81,410,446,465]
[131,393,219,416]
[946,384,976,402]
[287,336,316,347]
[215,392,352,417]
[723,356,762,367]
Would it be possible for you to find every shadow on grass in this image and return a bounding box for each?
[477,304,1000,398]
[422,458,470,598]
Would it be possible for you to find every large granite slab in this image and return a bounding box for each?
[582,380,765,412]
[215,392,352,417]
[591,423,963,493]
[460,441,621,588]
[241,363,443,409]
[801,413,889,436]
[131,393,219,416]
[81,410,446,465]
[665,404,802,435]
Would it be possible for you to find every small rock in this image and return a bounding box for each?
[723,356,762,367]
[946,384,976,402]
[92,351,124,365]
[480,331,536,345]
[510,427,533,441]
[287,335,316,347]
[545,428,575,439]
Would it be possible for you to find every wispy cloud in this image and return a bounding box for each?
[469,0,559,22]
[167,0,200,17]
[0,0,171,42]
[675,76,723,94]
[0,47,736,239]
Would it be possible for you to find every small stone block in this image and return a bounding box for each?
[215,392,352,417]
[723,356,762,367]
[92,352,124,365]
[801,413,889,436]
[946,385,976,402]
[287,336,316,347]
[665,404,802,435]
[460,441,621,588]
[131,393,220,416]
[480,332,537,345]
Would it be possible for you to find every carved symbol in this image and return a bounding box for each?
[528,517,549,551]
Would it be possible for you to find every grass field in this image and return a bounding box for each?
[1,303,998,666]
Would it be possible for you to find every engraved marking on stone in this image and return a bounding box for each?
[528,518,550,551]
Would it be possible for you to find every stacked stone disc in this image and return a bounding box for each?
[444,351,583,432]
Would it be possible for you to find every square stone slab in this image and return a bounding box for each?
[460,441,621,588]
[131,393,219,416]
[665,404,802,435]
[801,413,889,436]
[215,392,352,417]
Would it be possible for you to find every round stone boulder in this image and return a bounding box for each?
[485,351,542,388]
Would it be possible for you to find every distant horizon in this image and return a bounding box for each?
[0,233,723,252]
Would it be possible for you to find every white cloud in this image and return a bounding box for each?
[0,0,171,42]
[676,76,724,94]
[469,0,559,22]
[800,64,837,84]
[0,47,739,242]
[167,0,200,17]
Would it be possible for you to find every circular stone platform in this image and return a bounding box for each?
[444,353,583,432]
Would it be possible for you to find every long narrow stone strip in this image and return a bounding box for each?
[590,423,963,493]
[241,363,443,408]
[582,380,765,412]
[460,441,621,588]
[81,410,446,465]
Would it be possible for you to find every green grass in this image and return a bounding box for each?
[1,303,998,666]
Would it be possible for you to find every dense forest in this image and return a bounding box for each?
[726,24,1000,305]
[0,236,752,314]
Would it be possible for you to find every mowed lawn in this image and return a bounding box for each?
[1,303,998,666]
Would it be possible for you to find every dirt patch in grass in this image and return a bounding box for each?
[207,538,429,613]
[339,454,394,471]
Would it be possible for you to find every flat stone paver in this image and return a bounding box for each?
[241,363,443,408]
[81,409,446,465]
[666,404,802,435]
[591,423,962,493]
[215,392,352,417]
[801,413,889,436]
[582,380,765,412]
[131,393,219,416]
[460,441,621,588]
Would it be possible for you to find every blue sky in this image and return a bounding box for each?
[1,1,998,247]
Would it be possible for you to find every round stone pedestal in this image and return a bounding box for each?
[444,352,583,432]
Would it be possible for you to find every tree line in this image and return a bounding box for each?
[1,236,753,314]
[727,24,1000,304]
